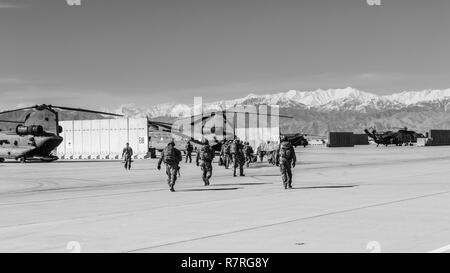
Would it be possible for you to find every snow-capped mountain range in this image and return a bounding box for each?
[1,87,449,135]
[116,87,450,118]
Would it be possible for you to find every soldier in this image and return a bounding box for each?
[266,141,273,164]
[185,140,193,163]
[220,139,231,169]
[257,143,265,162]
[230,139,245,177]
[272,142,280,166]
[196,139,215,186]
[276,136,297,189]
[157,141,182,192]
[243,141,254,167]
[122,142,133,170]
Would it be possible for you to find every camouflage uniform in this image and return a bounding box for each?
[220,141,231,169]
[196,141,215,186]
[243,142,254,167]
[185,141,193,163]
[257,144,265,162]
[230,140,245,177]
[122,144,133,170]
[158,143,182,192]
[276,140,296,189]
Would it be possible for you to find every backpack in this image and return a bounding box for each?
[279,142,293,160]
[230,142,238,154]
[246,146,254,156]
[225,144,231,154]
[164,146,177,164]
[186,143,193,152]
[200,145,213,162]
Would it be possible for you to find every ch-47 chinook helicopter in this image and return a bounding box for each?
[364,127,425,147]
[0,104,122,163]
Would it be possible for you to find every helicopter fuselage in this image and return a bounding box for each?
[0,132,62,162]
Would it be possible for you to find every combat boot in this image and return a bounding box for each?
[170,184,175,192]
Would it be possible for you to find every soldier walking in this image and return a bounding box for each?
[185,140,193,163]
[243,141,254,167]
[257,143,265,162]
[230,139,245,177]
[157,141,182,192]
[220,139,231,169]
[276,136,297,189]
[122,142,133,170]
[196,139,215,186]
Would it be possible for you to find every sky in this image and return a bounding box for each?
[0,0,449,110]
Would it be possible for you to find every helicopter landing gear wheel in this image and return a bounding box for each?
[0,158,4,163]
[20,157,26,163]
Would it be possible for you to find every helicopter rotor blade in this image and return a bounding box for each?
[0,120,23,123]
[0,106,36,116]
[177,110,293,120]
[51,106,124,117]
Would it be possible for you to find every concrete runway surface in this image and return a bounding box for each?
[0,146,449,253]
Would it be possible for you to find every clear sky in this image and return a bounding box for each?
[0,0,449,109]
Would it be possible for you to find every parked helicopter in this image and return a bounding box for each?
[364,127,425,147]
[280,133,309,148]
[0,104,122,162]
[147,108,299,152]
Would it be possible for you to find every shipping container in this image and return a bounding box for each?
[328,132,354,147]
[428,130,450,146]
[57,118,149,159]
[352,134,369,145]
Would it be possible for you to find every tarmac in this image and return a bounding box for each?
[0,145,449,253]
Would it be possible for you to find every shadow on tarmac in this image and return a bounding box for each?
[211,182,273,187]
[178,187,241,192]
[291,185,357,190]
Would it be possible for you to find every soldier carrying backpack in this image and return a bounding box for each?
[230,139,245,177]
[157,141,182,192]
[196,139,215,186]
[243,141,254,167]
[276,136,297,189]
[219,139,231,169]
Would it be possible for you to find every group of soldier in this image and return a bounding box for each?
[123,136,297,192]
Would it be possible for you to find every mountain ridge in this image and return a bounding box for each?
[115,87,450,118]
[113,87,450,136]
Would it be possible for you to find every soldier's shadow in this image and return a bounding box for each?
[211,182,272,186]
[246,164,277,168]
[178,187,241,192]
[290,185,357,190]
